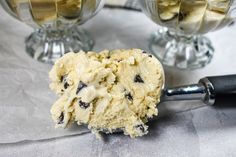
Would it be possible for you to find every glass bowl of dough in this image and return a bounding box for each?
[139,0,236,69]
[0,0,104,63]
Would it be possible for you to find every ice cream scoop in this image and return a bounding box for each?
[100,75,236,135]
[161,75,236,105]
[49,49,236,138]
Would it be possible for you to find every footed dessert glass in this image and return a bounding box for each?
[139,0,236,69]
[0,0,104,63]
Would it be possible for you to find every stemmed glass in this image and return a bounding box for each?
[0,0,104,63]
[139,0,236,69]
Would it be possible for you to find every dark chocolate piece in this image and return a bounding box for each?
[148,55,152,58]
[64,82,69,89]
[135,124,145,133]
[61,75,69,89]
[125,92,133,101]
[76,81,87,94]
[60,75,64,82]
[78,100,90,109]
[134,74,144,83]
[58,112,64,124]
[142,51,147,54]
[114,77,119,84]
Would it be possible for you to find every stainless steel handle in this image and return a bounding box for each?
[161,78,215,105]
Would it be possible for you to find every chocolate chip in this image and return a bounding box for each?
[148,55,152,58]
[64,82,69,89]
[58,112,64,124]
[125,92,133,101]
[134,74,144,83]
[114,77,119,84]
[142,51,147,54]
[60,76,64,82]
[61,75,69,89]
[76,81,87,94]
[135,124,145,133]
[78,100,90,109]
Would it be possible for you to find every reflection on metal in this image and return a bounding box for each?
[162,77,215,105]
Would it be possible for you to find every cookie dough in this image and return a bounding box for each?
[49,49,164,138]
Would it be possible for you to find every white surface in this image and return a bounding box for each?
[0,6,236,157]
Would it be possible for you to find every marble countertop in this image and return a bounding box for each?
[0,5,236,157]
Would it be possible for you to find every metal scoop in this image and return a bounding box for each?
[101,74,236,134]
[161,74,236,105]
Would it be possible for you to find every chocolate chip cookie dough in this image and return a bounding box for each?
[49,49,164,138]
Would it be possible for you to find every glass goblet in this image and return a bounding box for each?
[0,0,105,63]
[139,0,236,69]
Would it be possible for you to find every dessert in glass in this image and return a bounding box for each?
[139,0,236,69]
[0,0,105,63]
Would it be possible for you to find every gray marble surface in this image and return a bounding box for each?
[0,5,236,157]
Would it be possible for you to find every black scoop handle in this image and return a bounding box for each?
[206,74,236,94]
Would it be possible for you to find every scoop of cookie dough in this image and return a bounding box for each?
[49,49,164,138]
